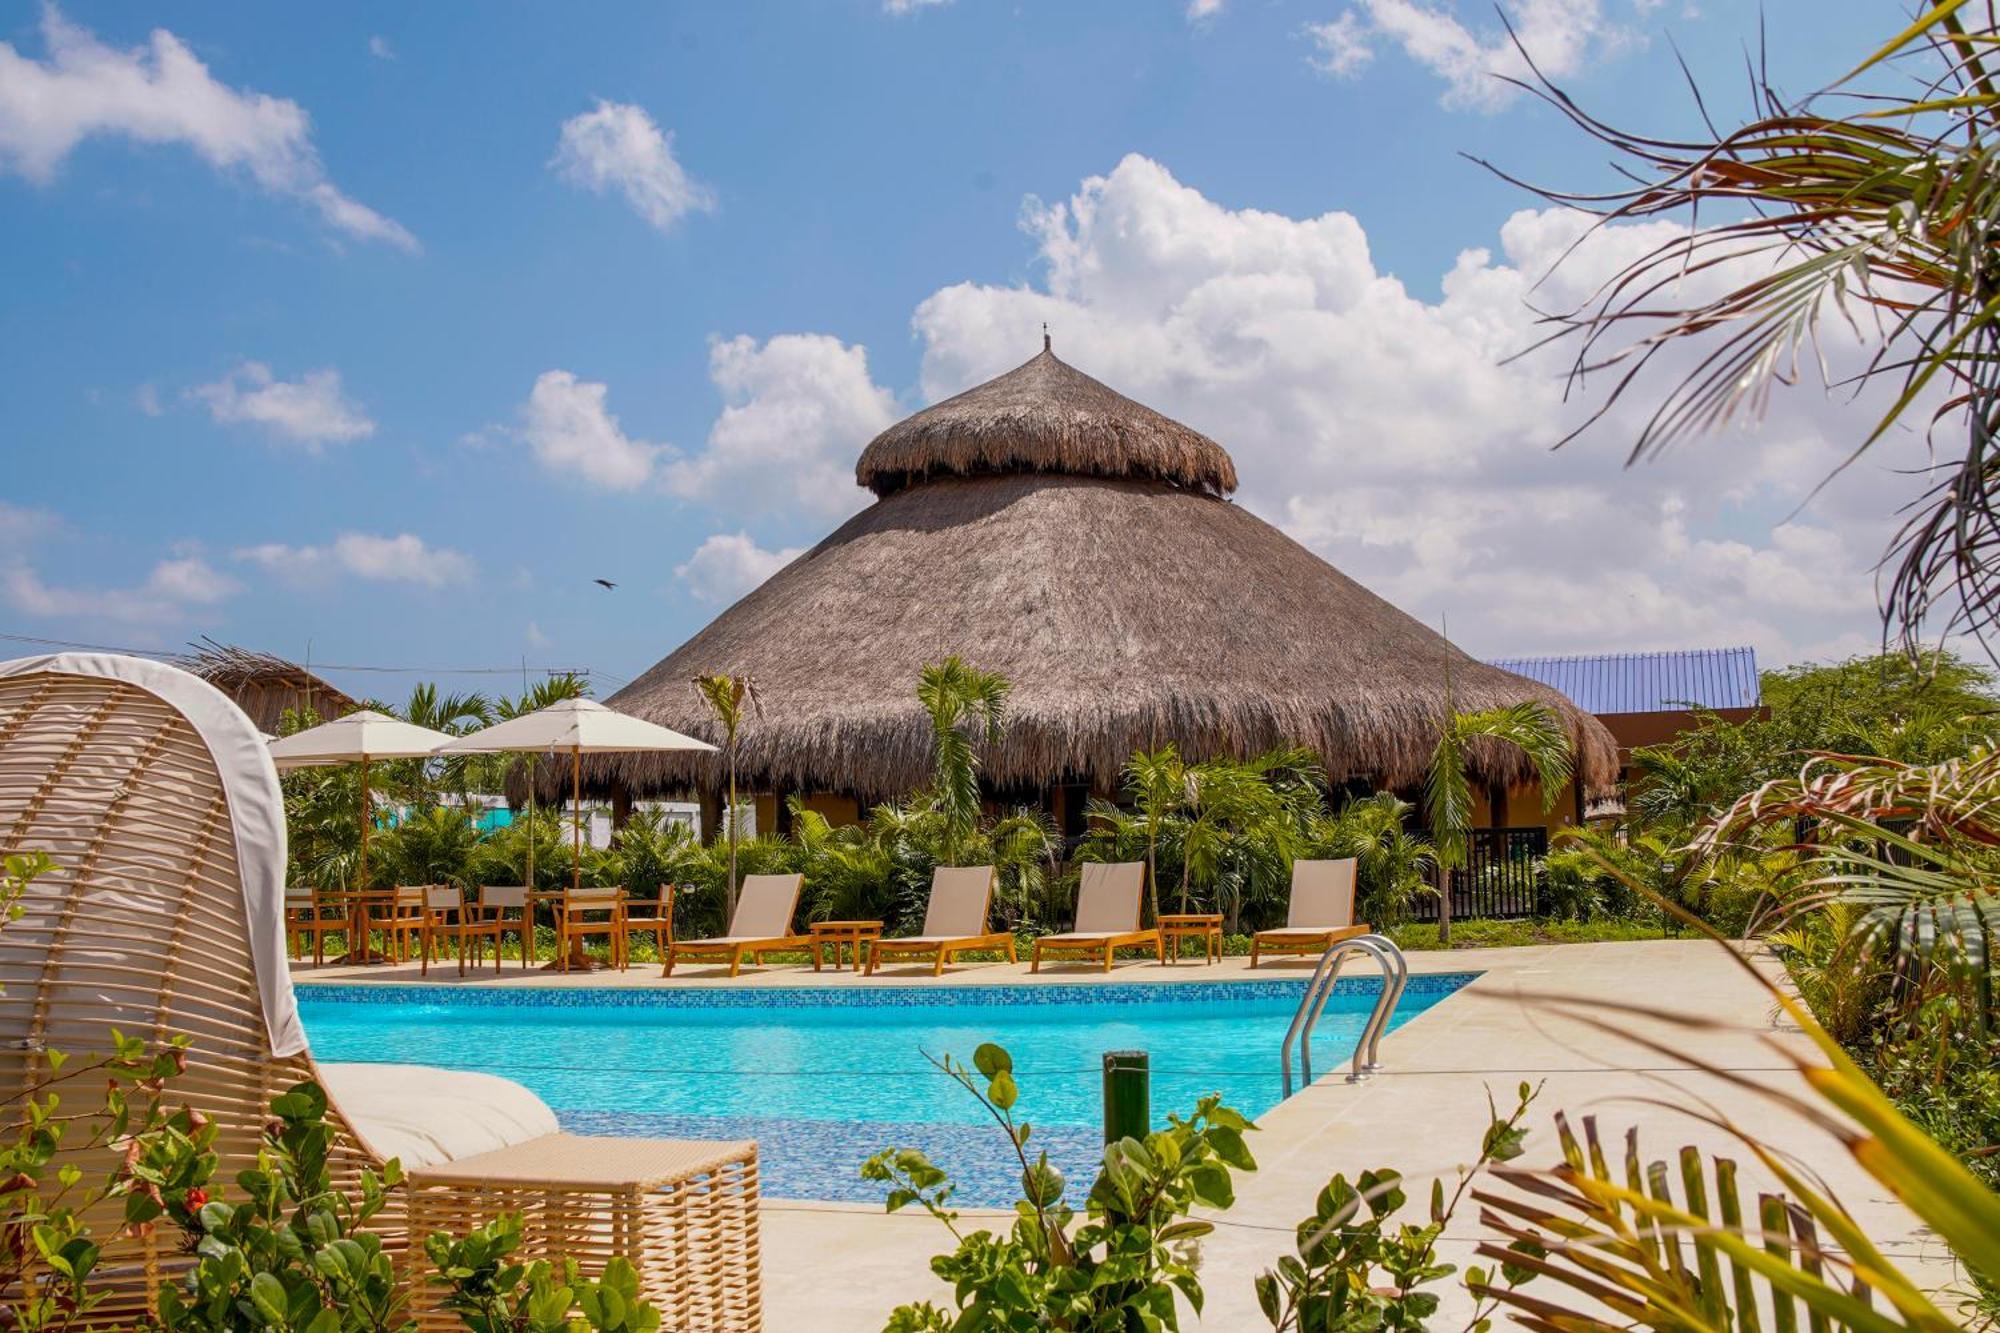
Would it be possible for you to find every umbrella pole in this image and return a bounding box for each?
[359,755,371,892]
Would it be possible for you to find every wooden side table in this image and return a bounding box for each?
[1158,913,1224,965]
[810,919,883,972]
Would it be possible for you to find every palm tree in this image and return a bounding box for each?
[1424,702,1572,945]
[693,672,760,923]
[1496,7,2000,656]
[1178,759,1292,934]
[914,657,1010,859]
[1121,744,1186,920]
[394,683,492,809]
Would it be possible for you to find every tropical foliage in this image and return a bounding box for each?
[1507,0,2000,657]
[1424,702,1572,945]
[692,672,759,922]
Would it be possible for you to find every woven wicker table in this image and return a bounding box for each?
[1158,912,1224,965]
[407,1134,761,1331]
[809,919,883,972]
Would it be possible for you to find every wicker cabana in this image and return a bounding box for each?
[597,341,1618,808]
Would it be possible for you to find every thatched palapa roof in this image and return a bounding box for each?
[604,344,1618,800]
[858,340,1237,498]
[179,640,358,732]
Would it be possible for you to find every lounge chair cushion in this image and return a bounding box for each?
[678,935,800,947]
[881,934,991,949]
[1286,859,1358,930]
[321,1063,560,1170]
[921,866,995,937]
[1073,862,1144,933]
[724,874,804,938]
[1038,930,1138,944]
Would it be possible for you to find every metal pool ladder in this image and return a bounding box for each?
[1280,934,1409,1096]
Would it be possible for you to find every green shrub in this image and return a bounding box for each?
[868,1043,1539,1331]
[864,1043,1257,1330]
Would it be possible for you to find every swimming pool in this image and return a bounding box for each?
[299,974,1473,1206]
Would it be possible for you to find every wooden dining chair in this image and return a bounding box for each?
[419,884,481,977]
[476,885,533,970]
[618,885,676,966]
[285,887,346,966]
[389,885,429,963]
[558,886,626,972]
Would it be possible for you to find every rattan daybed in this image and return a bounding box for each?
[0,653,761,1328]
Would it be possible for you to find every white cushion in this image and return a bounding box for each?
[320,1063,560,1170]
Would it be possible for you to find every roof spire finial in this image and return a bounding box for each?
[1042,322,1051,354]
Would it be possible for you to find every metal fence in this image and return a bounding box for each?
[1416,826,1549,922]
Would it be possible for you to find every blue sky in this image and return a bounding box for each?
[1,1,1897,703]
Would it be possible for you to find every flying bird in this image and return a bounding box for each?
[594,579,617,591]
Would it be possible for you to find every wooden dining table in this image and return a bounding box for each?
[526,889,625,972]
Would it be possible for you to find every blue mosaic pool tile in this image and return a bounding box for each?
[297,972,1478,1011]
[556,1109,1107,1210]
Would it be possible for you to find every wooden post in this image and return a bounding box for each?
[698,784,724,846]
[610,779,633,830]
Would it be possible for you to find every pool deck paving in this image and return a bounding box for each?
[294,940,1956,1328]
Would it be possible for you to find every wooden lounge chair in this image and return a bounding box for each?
[1251,857,1368,966]
[1031,861,1162,972]
[866,866,1016,976]
[664,873,810,977]
[0,652,761,1328]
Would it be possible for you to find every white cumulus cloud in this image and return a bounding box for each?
[552,100,713,233]
[676,532,805,604]
[664,334,897,520]
[0,6,416,248]
[236,532,473,588]
[904,153,1909,662]
[1310,0,1635,111]
[520,370,665,490]
[191,362,374,449]
[1,554,238,625]
[521,335,894,516]
[883,0,952,13]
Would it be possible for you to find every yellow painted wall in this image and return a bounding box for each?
[800,793,860,826]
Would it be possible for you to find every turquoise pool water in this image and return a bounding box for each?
[299,976,1471,1204]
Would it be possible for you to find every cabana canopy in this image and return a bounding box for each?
[602,343,1619,802]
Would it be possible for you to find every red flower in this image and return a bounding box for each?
[183,1187,209,1211]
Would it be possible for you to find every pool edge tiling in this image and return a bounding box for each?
[296,971,1480,1009]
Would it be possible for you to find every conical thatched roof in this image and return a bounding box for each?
[605,346,1617,800]
[856,341,1238,498]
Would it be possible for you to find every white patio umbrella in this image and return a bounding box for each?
[436,698,715,896]
[267,710,458,891]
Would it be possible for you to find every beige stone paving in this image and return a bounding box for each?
[292,940,1956,1329]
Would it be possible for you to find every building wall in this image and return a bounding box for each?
[1469,777,1584,836]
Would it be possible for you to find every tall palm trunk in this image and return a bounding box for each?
[724,741,739,923]
[1437,864,1453,947]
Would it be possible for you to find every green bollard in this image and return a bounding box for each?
[1102,1050,1150,1145]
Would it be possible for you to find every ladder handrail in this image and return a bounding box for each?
[1280,934,1408,1096]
